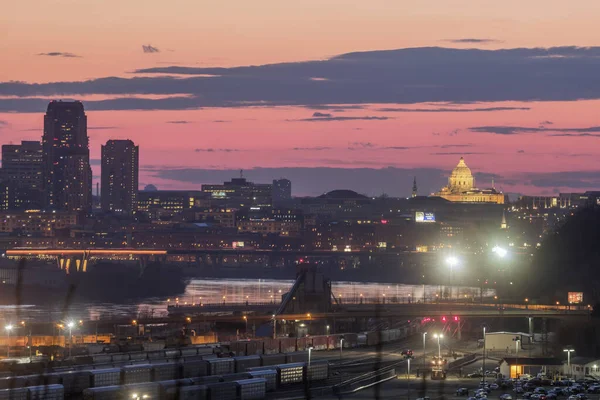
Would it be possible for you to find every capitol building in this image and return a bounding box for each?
[433,157,505,204]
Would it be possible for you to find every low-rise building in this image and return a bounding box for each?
[500,357,563,379]
[0,211,78,236]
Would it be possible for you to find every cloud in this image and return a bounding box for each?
[312,112,332,118]
[142,45,160,54]
[0,120,7,128]
[194,148,239,152]
[376,106,530,113]
[517,149,526,153]
[348,142,376,149]
[292,147,332,151]
[294,115,390,122]
[469,125,600,135]
[6,46,600,112]
[430,151,489,155]
[212,120,231,123]
[305,105,366,111]
[443,38,501,44]
[166,120,192,124]
[37,52,81,58]
[539,120,553,125]
[439,144,473,149]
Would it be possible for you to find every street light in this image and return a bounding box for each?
[243,316,248,333]
[564,348,575,377]
[308,346,314,369]
[422,332,428,372]
[5,325,13,358]
[482,326,487,385]
[67,321,75,358]
[326,325,330,336]
[433,333,443,358]
[492,246,508,258]
[340,337,344,361]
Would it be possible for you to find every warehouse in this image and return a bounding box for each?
[485,331,532,353]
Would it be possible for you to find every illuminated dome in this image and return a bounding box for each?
[448,157,474,192]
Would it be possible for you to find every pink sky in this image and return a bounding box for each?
[3,1,600,195]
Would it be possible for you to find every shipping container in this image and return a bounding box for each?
[245,341,262,356]
[201,354,218,360]
[143,342,165,352]
[307,360,329,381]
[207,358,234,375]
[89,368,121,388]
[285,351,308,364]
[166,384,208,400]
[59,371,92,394]
[111,353,130,363]
[357,333,367,346]
[221,372,251,382]
[22,374,62,388]
[74,356,94,365]
[276,363,305,385]
[120,382,161,400]
[236,378,266,400]
[82,386,121,400]
[182,359,209,378]
[259,354,285,367]
[207,382,237,400]
[262,339,279,355]
[152,362,181,381]
[0,388,27,400]
[122,364,152,384]
[247,370,277,392]
[147,350,165,360]
[27,384,64,400]
[229,342,247,356]
[196,346,215,356]
[234,355,261,373]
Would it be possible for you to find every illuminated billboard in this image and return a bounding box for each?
[415,211,436,223]
[568,292,583,304]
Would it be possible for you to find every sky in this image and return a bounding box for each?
[3,0,600,196]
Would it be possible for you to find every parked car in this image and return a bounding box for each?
[469,373,483,378]
[491,383,500,390]
[457,388,469,396]
[534,387,548,394]
[523,392,533,399]
[500,394,513,400]
[515,387,525,394]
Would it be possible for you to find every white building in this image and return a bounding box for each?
[485,331,532,354]
[565,357,600,380]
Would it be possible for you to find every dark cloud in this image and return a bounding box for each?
[469,125,600,135]
[548,133,600,138]
[540,120,553,125]
[194,148,239,153]
[376,106,529,113]
[90,159,102,166]
[517,149,526,153]
[439,144,473,149]
[292,147,332,151]
[166,120,192,124]
[294,115,390,122]
[6,46,600,112]
[142,45,160,54]
[430,151,489,155]
[312,112,332,118]
[443,38,501,44]
[212,120,231,123]
[37,52,81,58]
[305,105,366,111]
[348,142,376,149]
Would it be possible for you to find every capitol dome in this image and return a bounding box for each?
[448,157,474,192]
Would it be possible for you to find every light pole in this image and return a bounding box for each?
[407,357,411,400]
[433,334,443,358]
[308,346,314,369]
[272,315,276,339]
[326,325,330,336]
[5,325,12,358]
[243,316,248,334]
[482,326,486,385]
[340,338,344,361]
[564,348,575,377]
[422,332,428,373]
[67,321,74,358]
[493,246,509,303]
[447,256,459,299]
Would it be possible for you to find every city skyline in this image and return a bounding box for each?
[4,1,600,196]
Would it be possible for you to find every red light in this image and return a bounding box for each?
[381,219,388,224]
[442,316,446,322]
[454,316,459,321]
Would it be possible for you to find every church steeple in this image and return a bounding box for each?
[412,176,418,198]
[500,209,508,229]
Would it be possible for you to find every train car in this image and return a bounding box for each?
[0,387,27,400]
[122,364,153,384]
[276,363,305,386]
[147,350,166,360]
[180,348,199,358]
[182,359,209,378]
[234,356,261,373]
[129,352,148,361]
[27,384,64,400]
[83,386,121,400]
[236,378,267,400]
[207,382,237,400]
[58,371,92,395]
[92,354,111,364]
[220,373,251,382]
[259,354,285,367]
[284,352,308,364]
[247,370,277,392]
[0,377,26,389]
[89,368,121,388]
[207,358,234,376]
[120,382,161,399]
[165,349,181,359]
[111,353,130,363]
[167,384,208,400]
[152,362,181,381]
[307,360,329,381]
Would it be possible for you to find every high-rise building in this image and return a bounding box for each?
[0,141,44,209]
[42,101,92,213]
[101,139,139,215]
[202,177,272,208]
[272,178,292,204]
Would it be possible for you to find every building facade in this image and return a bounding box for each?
[42,101,92,213]
[101,139,139,215]
[272,178,292,204]
[202,177,272,208]
[0,141,44,210]
[434,157,505,204]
